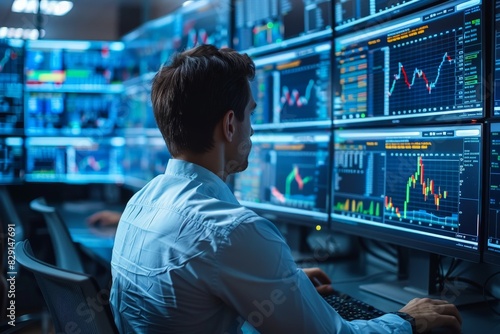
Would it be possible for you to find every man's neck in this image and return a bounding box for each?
[175,148,229,182]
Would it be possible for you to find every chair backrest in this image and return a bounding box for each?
[15,240,118,334]
[29,197,85,273]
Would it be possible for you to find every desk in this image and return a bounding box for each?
[317,261,500,333]
[58,201,123,264]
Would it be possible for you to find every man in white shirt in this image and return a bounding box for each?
[109,44,461,333]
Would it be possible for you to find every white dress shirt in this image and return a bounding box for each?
[110,159,411,333]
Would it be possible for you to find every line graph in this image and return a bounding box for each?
[0,49,12,72]
[280,79,315,107]
[388,52,455,96]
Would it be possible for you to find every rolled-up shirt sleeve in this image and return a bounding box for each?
[214,216,412,334]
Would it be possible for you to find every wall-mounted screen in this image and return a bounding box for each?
[122,135,171,190]
[330,124,482,261]
[234,0,331,55]
[25,136,125,184]
[233,131,330,225]
[334,0,484,126]
[0,39,24,135]
[334,0,440,33]
[0,137,23,184]
[485,122,500,265]
[251,41,331,130]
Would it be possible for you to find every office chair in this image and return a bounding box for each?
[15,240,119,334]
[0,188,50,334]
[29,197,86,273]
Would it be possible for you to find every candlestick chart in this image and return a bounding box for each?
[384,153,460,231]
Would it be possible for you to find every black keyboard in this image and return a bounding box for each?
[323,290,386,321]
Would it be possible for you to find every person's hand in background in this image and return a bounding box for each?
[86,210,122,227]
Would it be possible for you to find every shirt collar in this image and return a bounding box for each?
[165,159,239,205]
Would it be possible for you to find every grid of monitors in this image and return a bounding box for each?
[24,40,126,136]
[232,132,330,224]
[233,0,332,55]
[251,41,332,130]
[122,135,171,190]
[0,39,24,135]
[24,137,125,184]
[334,0,440,33]
[0,137,23,184]
[330,124,482,261]
[333,0,484,126]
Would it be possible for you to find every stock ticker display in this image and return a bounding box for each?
[334,0,483,126]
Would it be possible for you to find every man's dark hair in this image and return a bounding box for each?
[151,44,255,156]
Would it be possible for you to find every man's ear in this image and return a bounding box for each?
[222,110,235,142]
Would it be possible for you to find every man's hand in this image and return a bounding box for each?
[86,210,122,227]
[302,267,334,296]
[399,297,462,333]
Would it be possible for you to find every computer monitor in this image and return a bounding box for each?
[120,73,159,136]
[0,136,23,184]
[333,0,484,127]
[122,135,171,190]
[233,0,332,55]
[334,0,440,34]
[251,41,331,130]
[121,13,180,80]
[25,92,123,136]
[0,39,24,135]
[232,131,330,226]
[25,137,125,184]
[493,0,500,117]
[330,124,482,303]
[484,122,500,265]
[177,0,230,51]
[25,40,125,90]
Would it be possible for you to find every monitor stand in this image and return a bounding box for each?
[359,248,486,306]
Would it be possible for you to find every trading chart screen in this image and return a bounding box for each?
[0,137,23,184]
[331,124,481,261]
[233,131,330,224]
[334,0,439,33]
[485,122,500,264]
[251,41,331,130]
[233,0,331,55]
[494,0,500,116]
[0,39,24,135]
[25,137,125,184]
[333,0,483,126]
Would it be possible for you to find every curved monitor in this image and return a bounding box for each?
[333,0,484,127]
